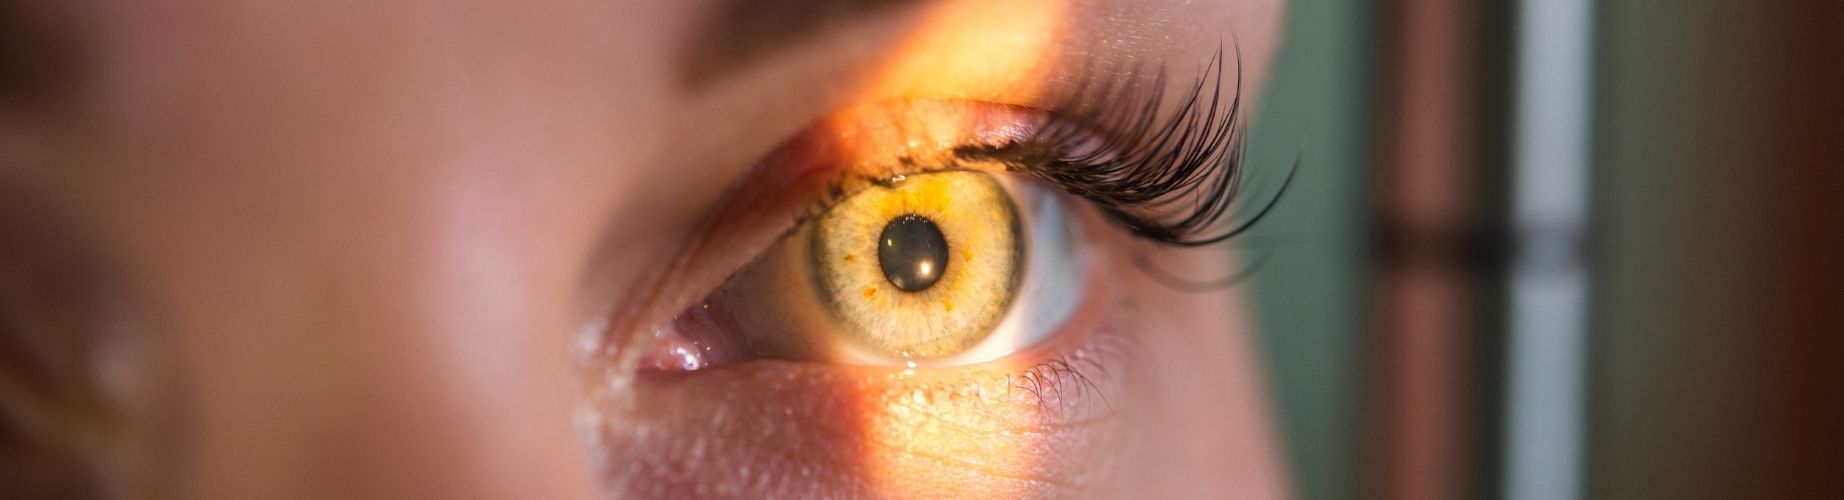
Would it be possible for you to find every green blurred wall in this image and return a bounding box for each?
[1245,2,1377,500]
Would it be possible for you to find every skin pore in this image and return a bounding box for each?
[0,0,1285,498]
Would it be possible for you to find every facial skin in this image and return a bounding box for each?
[0,0,1285,498]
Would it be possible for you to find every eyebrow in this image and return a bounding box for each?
[676,0,926,89]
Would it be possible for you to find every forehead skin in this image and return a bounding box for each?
[1,0,1281,498]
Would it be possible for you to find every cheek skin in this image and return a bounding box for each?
[1107,249,1289,499]
[587,341,1127,499]
[65,2,648,498]
[854,320,1128,497]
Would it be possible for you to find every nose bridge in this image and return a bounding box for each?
[39,1,638,496]
[323,231,591,500]
[117,187,595,500]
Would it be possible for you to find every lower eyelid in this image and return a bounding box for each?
[590,294,1132,498]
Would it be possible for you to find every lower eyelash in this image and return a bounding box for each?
[1010,342,1121,416]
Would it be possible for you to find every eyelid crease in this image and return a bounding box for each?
[768,100,1075,235]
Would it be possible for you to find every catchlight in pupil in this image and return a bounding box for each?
[879,215,949,292]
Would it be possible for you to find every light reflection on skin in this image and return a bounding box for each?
[853,236,1127,497]
[861,0,1068,101]
[836,0,1072,494]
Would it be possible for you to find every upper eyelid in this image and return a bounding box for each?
[789,70,1258,249]
[709,40,1249,259]
[773,100,1058,217]
[777,99,1122,224]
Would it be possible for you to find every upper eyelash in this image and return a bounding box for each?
[950,47,1293,247]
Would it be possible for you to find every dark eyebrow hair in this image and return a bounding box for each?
[676,0,925,90]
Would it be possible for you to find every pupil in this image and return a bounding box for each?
[878,215,950,292]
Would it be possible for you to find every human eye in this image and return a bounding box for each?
[648,164,1089,369]
[581,50,1271,497]
[639,100,1121,372]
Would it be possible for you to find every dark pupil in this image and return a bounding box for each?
[878,215,950,292]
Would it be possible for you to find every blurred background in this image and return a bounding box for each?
[1243,0,1842,499]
